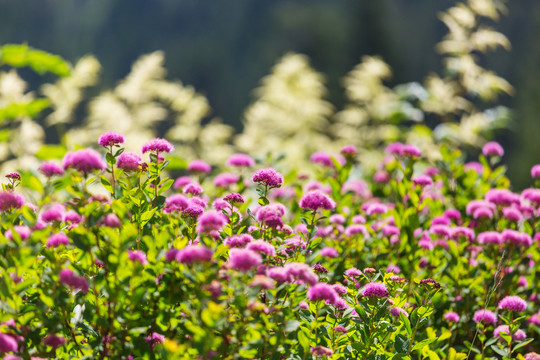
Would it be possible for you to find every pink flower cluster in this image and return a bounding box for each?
[59,269,89,294]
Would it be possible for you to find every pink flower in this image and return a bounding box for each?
[340,145,357,156]
[247,240,276,256]
[310,345,333,356]
[183,183,203,196]
[465,161,483,173]
[117,152,142,172]
[498,296,527,312]
[344,267,362,278]
[187,159,211,173]
[307,283,338,304]
[345,224,368,237]
[214,173,239,187]
[228,248,262,272]
[5,225,31,241]
[41,203,64,223]
[361,282,389,298]
[284,262,318,285]
[173,176,192,190]
[42,334,66,349]
[99,213,121,228]
[320,247,339,258]
[299,190,336,211]
[365,202,388,216]
[342,180,371,198]
[163,194,189,213]
[62,148,106,173]
[224,234,253,247]
[223,193,245,205]
[256,204,285,228]
[310,151,345,168]
[144,332,165,349]
[472,309,497,324]
[175,245,213,264]
[531,164,540,179]
[444,311,460,322]
[226,153,255,167]
[485,189,520,206]
[0,192,24,212]
[141,138,174,154]
[413,175,433,187]
[252,168,283,188]
[0,333,19,353]
[477,231,502,245]
[46,233,70,248]
[482,141,504,157]
[59,269,89,293]
[128,250,148,265]
[98,131,124,147]
[64,210,82,224]
[197,211,226,234]
[390,307,408,317]
[39,162,64,177]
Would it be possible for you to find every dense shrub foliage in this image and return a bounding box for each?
[0,133,538,359]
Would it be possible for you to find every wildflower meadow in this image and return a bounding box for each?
[0,132,538,359]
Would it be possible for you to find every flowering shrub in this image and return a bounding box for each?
[0,132,538,360]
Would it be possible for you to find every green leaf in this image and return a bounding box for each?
[490,345,509,357]
[258,197,269,206]
[297,327,310,351]
[101,176,113,194]
[395,334,410,354]
[157,178,174,196]
[400,312,412,337]
[0,43,71,76]
[0,98,50,121]
[512,338,534,352]
[412,337,436,351]
[284,320,300,333]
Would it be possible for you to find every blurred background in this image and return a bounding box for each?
[0,0,539,188]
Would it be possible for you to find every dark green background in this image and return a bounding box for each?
[1,0,539,188]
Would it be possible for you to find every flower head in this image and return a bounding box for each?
[390,307,408,318]
[252,168,283,188]
[46,233,70,248]
[59,269,89,293]
[472,309,497,324]
[141,138,174,154]
[187,159,211,173]
[227,153,255,167]
[128,250,148,265]
[498,296,527,312]
[361,282,389,297]
[42,334,66,349]
[197,211,227,234]
[223,193,245,205]
[320,247,339,258]
[482,141,504,157]
[228,248,262,272]
[0,191,24,212]
[310,345,333,357]
[98,131,124,147]
[117,152,142,172]
[307,283,338,304]
[175,245,213,264]
[62,149,106,174]
[39,162,64,177]
[444,311,460,322]
[214,173,239,187]
[299,190,336,211]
